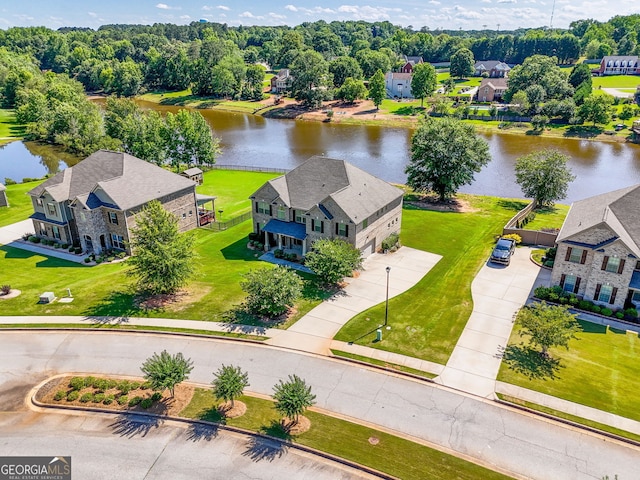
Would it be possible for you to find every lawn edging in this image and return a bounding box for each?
[29,375,396,480]
[495,394,640,447]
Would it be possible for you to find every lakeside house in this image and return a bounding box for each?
[400,55,424,73]
[250,156,403,258]
[270,69,293,93]
[475,77,508,102]
[385,72,414,98]
[595,56,640,76]
[27,150,205,255]
[551,184,640,310]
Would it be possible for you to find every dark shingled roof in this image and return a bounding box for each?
[262,219,307,240]
[260,156,403,223]
[29,150,196,211]
[557,184,640,256]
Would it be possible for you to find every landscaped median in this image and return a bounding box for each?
[32,374,513,480]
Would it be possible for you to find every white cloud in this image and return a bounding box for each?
[156,3,181,10]
[180,14,191,20]
[268,12,287,20]
[497,0,517,3]
[428,0,441,5]
[336,5,400,21]
[239,10,263,19]
[285,5,298,12]
[217,5,230,10]
[202,5,212,10]
[13,14,34,21]
[88,11,97,17]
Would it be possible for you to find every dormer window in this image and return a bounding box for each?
[47,203,57,216]
[36,198,43,207]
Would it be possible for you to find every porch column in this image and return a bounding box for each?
[277,234,282,249]
[302,239,307,256]
[264,234,270,251]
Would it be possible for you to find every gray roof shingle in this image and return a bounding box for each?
[29,150,196,211]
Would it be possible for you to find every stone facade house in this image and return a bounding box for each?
[551,184,640,310]
[476,77,508,102]
[473,60,511,77]
[250,156,403,258]
[28,150,199,255]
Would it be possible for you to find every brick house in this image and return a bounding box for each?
[250,156,403,258]
[400,55,423,73]
[551,184,640,310]
[475,77,508,102]
[28,150,199,255]
[595,56,640,76]
[473,60,511,77]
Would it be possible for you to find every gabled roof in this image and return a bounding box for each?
[557,184,640,257]
[479,77,508,89]
[182,167,203,176]
[386,72,413,80]
[29,150,196,211]
[474,60,510,71]
[254,156,403,224]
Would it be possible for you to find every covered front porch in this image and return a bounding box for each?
[262,219,307,256]
[196,194,216,226]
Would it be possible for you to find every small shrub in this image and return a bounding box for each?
[74,247,83,254]
[53,243,60,249]
[568,295,579,306]
[578,300,593,311]
[548,292,560,302]
[151,392,162,402]
[116,251,126,259]
[79,393,94,403]
[84,257,92,263]
[502,233,522,245]
[274,249,284,259]
[525,212,536,223]
[83,376,97,388]
[248,232,260,242]
[4,177,16,185]
[117,381,133,394]
[141,381,153,390]
[591,305,601,314]
[128,396,143,407]
[601,307,613,317]
[107,256,115,262]
[107,379,118,389]
[66,391,80,402]
[68,246,75,252]
[69,377,85,391]
[615,312,625,320]
[545,247,557,260]
[54,390,66,401]
[103,395,115,405]
[534,286,551,300]
[1,285,10,295]
[130,381,142,390]
[61,243,69,249]
[95,257,103,264]
[29,236,41,243]
[624,308,638,319]
[140,398,153,409]
[543,260,555,268]
[94,393,105,403]
[117,395,129,405]
[255,242,264,250]
[382,233,400,251]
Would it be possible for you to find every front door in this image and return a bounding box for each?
[84,235,93,253]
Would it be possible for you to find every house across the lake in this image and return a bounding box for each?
[475,77,508,102]
[473,60,511,78]
[595,56,640,76]
[27,150,203,255]
[250,156,403,258]
[551,184,640,311]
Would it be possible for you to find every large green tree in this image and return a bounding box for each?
[449,48,474,79]
[406,117,490,201]
[410,62,437,107]
[515,302,581,358]
[335,77,368,104]
[141,350,194,397]
[578,94,614,126]
[514,149,575,206]
[163,109,221,171]
[368,69,386,111]
[241,266,303,317]
[243,64,265,101]
[290,50,333,108]
[127,200,197,295]
[304,238,363,285]
[273,374,316,426]
[329,56,363,88]
[503,55,573,102]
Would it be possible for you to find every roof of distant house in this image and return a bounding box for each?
[182,167,203,176]
[29,150,196,211]
[557,184,640,257]
[386,72,413,80]
[478,77,508,89]
[258,156,403,224]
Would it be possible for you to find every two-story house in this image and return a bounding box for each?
[551,184,640,310]
[28,150,199,255]
[270,69,293,93]
[250,156,403,258]
[596,56,640,76]
[476,77,508,102]
[400,55,424,74]
[474,60,511,77]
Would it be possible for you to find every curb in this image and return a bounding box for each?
[31,379,397,480]
[329,352,437,383]
[495,398,640,450]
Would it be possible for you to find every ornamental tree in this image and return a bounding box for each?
[410,62,437,107]
[141,350,194,397]
[406,117,490,201]
[211,364,250,408]
[515,149,575,206]
[515,302,581,357]
[304,238,363,285]
[273,374,316,425]
[241,266,303,317]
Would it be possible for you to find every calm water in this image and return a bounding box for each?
[2,100,640,203]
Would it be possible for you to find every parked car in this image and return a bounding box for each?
[490,237,516,265]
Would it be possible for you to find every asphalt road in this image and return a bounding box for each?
[1,331,638,480]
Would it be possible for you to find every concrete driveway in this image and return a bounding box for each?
[1,331,638,480]
[436,247,551,398]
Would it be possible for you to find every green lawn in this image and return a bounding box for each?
[197,169,280,219]
[180,389,512,480]
[497,321,640,422]
[523,204,569,231]
[0,109,26,142]
[335,194,518,365]
[379,98,425,115]
[592,75,640,89]
[0,180,43,227]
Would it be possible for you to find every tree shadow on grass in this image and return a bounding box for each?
[502,344,563,380]
[82,290,141,318]
[242,422,291,462]
[220,236,262,262]
[109,414,163,438]
[186,422,220,442]
[496,199,529,212]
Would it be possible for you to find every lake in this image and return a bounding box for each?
[2,102,640,203]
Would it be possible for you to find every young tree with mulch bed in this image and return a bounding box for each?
[212,364,249,413]
[273,374,316,431]
[304,238,362,285]
[141,350,194,397]
[240,266,303,317]
[516,301,581,358]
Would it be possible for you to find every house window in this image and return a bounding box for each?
[561,274,580,294]
[182,213,186,219]
[337,223,348,237]
[636,260,640,271]
[312,219,324,233]
[597,284,614,303]
[111,234,125,250]
[362,218,368,229]
[277,206,286,221]
[601,255,624,273]
[36,198,43,207]
[566,247,586,264]
[189,210,193,217]
[52,226,61,240]
[295,210,306,224]
[632,291,640,303]
[47,203,57,216]
[256,201,269,215]
[108,212,118,225]
[39,222,47,236]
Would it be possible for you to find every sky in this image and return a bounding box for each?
[0,0,637,31]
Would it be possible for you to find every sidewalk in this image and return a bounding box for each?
[434,247,550,398]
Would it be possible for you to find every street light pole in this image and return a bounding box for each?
[384,266,391,327]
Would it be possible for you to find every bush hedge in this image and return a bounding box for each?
[534,285,638,321]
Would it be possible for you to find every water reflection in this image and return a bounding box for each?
[0,141,80,182]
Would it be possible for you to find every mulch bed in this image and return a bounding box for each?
[36,375,193,417]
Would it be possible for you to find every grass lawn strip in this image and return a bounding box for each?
[521,204,569,231]
[330,349,437,379]
[0,180,44,227]
[497,321,640,423]
[496,393,640,445]
[180,388,514,480]
[0,109,26,144]
[335,194,521,364]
